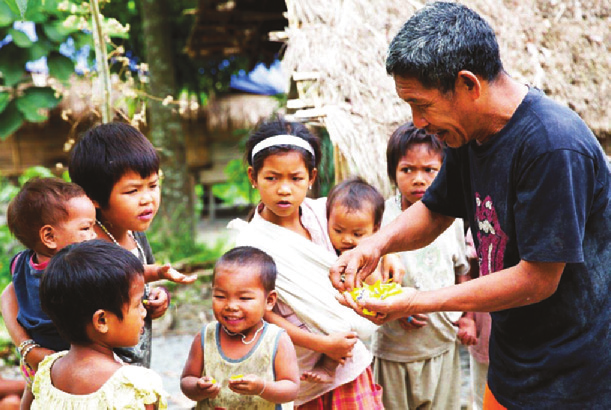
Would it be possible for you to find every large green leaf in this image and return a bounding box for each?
[0,2,16,27]
[47,52,73,82]
[15,96,47,122]
[0,92,10,114]
[21,86,61,108]
[72,31,94,50]
[27,39,52,61]
[15,0,28,19]
[42,20,70,43]
[0,101,24,139]
[8,28,33,48]
[0,43,28,86]
[15,87,60,123]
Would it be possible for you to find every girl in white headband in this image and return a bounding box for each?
[229,117,384,409]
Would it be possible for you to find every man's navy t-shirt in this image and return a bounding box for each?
[422,88,611,408]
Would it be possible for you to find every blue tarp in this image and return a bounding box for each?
[230,59,287,95]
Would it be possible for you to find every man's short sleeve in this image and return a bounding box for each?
[422,147,469,219]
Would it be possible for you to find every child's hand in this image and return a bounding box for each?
[381,253,405,285]
[228,374,266,396]
[398,313,427,330]
[157,264,198,284]
[456,316,478,346]
[195,376,221,399]
[323,332,357,364]
[26,346,55,371]
[144,287,169,319]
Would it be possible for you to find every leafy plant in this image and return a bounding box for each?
[0,0,131,139]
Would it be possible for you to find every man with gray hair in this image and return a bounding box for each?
[331,2,610,409]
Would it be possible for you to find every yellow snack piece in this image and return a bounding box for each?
[349,280,402,316]
[209,378,217,384]
[229,374,244,380]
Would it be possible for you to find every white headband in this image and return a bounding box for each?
[251,135,315,161]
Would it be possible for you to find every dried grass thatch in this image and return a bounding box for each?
[281,0,610,195]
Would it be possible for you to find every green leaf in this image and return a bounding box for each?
[15,98,47,122]
[0,43,28,86]
[8,28,33,48]
[0,101,24,139]
[47,52,74,82]
[21,86,61,109]
[72,31,94,50]
[0,92,10,114]
[27,39,52,61]
[15,0,28,19]
[14,87,59,123]
[42,20,69,43]
[0,2,16,27]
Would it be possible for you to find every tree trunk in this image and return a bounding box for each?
[140,0,194,241]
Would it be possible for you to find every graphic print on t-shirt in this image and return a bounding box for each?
[475,193,508,276]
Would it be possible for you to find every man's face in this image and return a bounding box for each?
[394,75,476,148]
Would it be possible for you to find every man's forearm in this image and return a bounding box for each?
[374,201,454,256]
[412,260,565,314]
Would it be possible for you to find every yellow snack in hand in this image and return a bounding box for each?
[208,378,217,384]
[349,280,403,316]
[229,374,244,380]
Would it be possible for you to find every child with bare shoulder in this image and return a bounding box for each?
[181,246,299,409]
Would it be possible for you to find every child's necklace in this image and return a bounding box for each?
[96,220,145,261]
[222,321,264,345]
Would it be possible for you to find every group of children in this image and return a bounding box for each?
[0,116,487,409]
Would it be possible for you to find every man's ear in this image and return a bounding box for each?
[456,70,481,99]
[247,166,256,188]
[266,290,278,311]
[92,309,109,334]
[40,225,57,250]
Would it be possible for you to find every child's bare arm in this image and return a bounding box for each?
[1,284,54,370]
[143,264,197,284]
[229,332,299,403]
[264,311,356,364]
[180,332,220,401]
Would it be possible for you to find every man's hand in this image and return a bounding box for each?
[336,286,418,325]
[330,237,383,292]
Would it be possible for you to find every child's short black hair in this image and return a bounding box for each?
[245,115,321,178]
[40,240,144,345]
[386,122,445,186]
[69,122,160,208]
[326,177,385,229]
[213,246,277,293]
[7,177,87,251]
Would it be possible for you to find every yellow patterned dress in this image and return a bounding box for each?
[32,351,167,409]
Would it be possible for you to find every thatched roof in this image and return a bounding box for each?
[281,0,610,195]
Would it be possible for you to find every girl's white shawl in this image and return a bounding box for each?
[228,217,376,340]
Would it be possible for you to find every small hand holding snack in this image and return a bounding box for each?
[228,374,266,397]
[143,287,169,319]
[193,376,220,400]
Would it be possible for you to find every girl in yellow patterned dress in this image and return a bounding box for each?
[31,240,167,409]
